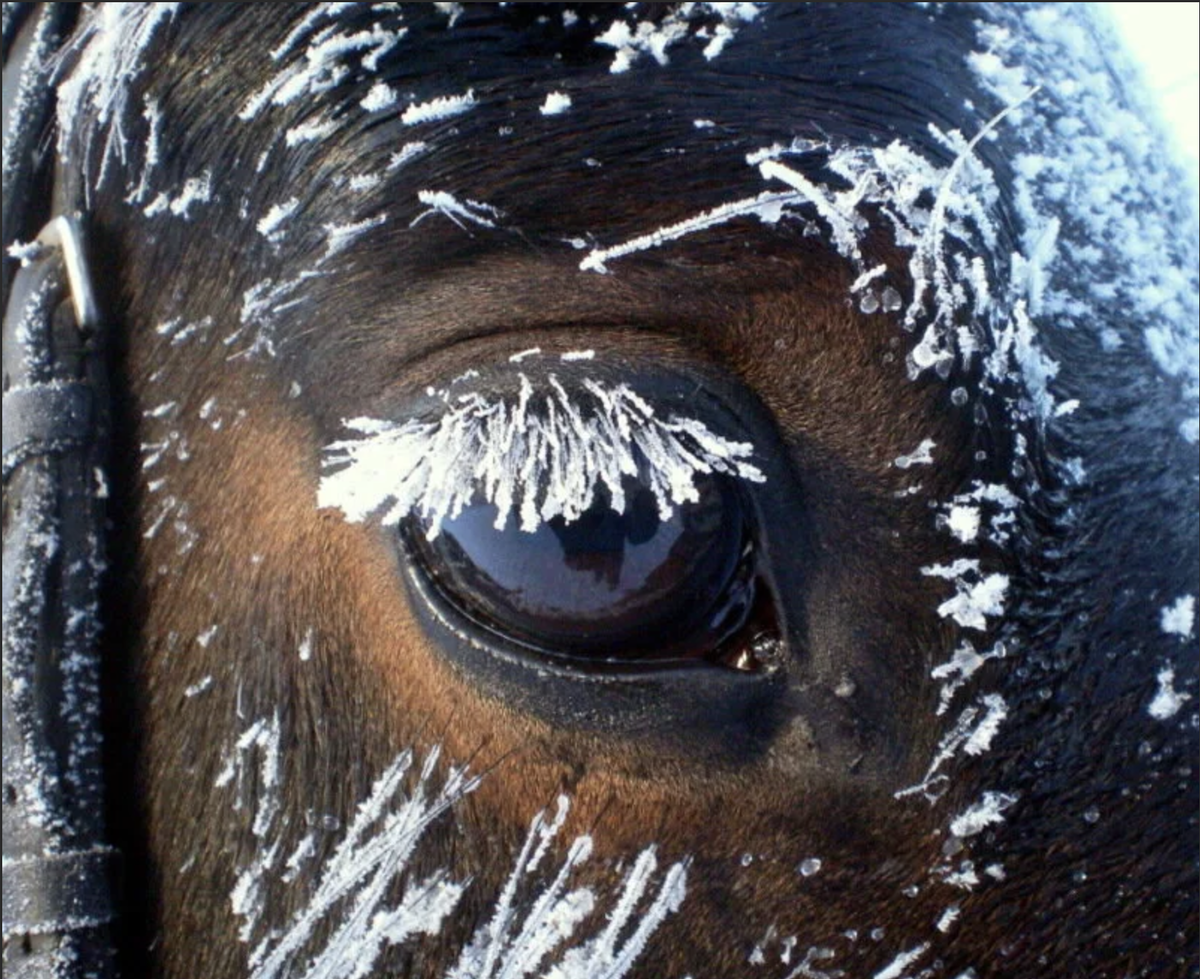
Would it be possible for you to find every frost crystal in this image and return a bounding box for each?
[949,791,1017,838]
[872,944,930,979]
[540,91,573,116]
[401,89,477,126]
[1160,595,1196,638]
[1148,667,1192,721]
[594,3,763,74]
[318,374,766,539]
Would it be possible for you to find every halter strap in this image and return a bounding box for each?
[3,5,120,975]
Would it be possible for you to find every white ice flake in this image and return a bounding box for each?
[872,943,930,979]
[142,170,213,219]
[594,3,763,73]
[945,504,981,543]
[1160,595,1196,638]
[183,675,214,698]
[318,373,766,540]
[936,906,961,934]
[1148,667,1192,721]
[893,439,936,470]
[922,560,1010,632]
[579,190,799,273]
[896,694,1009,802]
[401,90,477,126]
[540,91,573,116]
[324,214,388,258]
[361,81,398,112]
[930,640,1007,714]
[257,198,302,242]
[285,117,340,146]
[949,791,1017,838]
[412,191,503,232]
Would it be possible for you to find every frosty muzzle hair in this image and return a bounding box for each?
[317,370,766,539]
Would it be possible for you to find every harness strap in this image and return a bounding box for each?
[2,381,93,477]
[2,850,118,940]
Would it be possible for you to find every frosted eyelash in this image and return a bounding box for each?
[317,374,766,540]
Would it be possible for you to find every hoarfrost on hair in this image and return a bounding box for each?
[1160,594,1196,637]
[921,560,1010,632]
[936,906,961,934]
[53,3,181,191]
[241,18,406,121]
[969,6,1200,440]
[949,791,1017,838]
[324,214,388,258]
[142,170,212,219]
[895,694,1008,802]
[579,190,799,273]
[448,796,689,979]
[412,190,503,232]
[1148,667,1192,721]
[930,641,1006,714]
[247,748,477,979]
[317,373,766,540]
[540,91,573,116]
[401,89,477,126]
[285,117,340,147]
[257,198,301,242]
[893,439,936,470]
[872,943,930,979]
[594,3,762,74]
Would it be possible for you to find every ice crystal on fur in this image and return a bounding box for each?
[318,374,766,540]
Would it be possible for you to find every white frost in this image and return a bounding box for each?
[1148,667,1192,721]
[540,91,573,116]
[401,89,477,125]
[318,373,766,540]
[143,171,212,219]
[922,560,1010,632]
[412,191,503,232]
[1160,595,1196,637]
[936,906,961,934]
[893,439,936,470]
[257,198,301,242]
[949,791,1017,838]
[873,944,930,979]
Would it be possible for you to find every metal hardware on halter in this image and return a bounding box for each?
[4,7,120,977]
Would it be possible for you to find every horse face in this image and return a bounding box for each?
[5,4,1196,978]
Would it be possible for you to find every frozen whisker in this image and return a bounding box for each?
[579,191,800,273]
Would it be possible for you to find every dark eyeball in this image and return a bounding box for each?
[403,473,765,668]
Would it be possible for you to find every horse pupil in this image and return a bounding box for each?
[407,475,752,663]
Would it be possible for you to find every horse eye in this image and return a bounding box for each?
[402,474,776,673]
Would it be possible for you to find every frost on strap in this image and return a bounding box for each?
[317,374,766,540]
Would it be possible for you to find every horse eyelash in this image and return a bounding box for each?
[316,372,767,540]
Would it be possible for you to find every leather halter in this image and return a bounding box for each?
[3,5,120,975]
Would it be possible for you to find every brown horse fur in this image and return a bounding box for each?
[7,4,1195,977]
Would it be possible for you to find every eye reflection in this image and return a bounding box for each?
[404,474,767,665]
